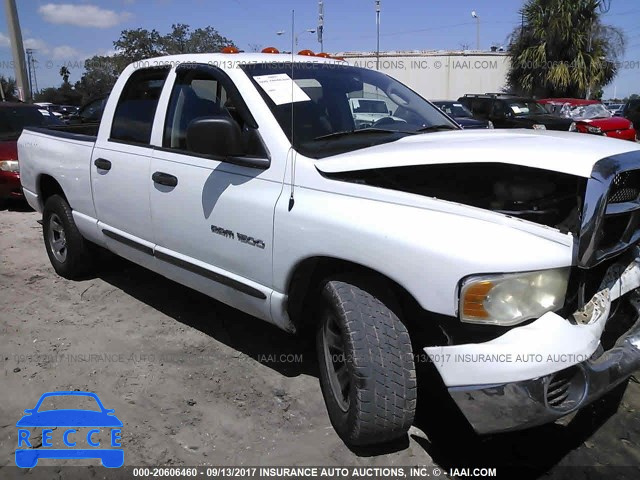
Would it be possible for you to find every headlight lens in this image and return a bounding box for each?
[487,120,494,129]
[532,124,546,130]
[569,122,577,132]
[586,125,603,134]
[459,268,570,326]
[0,160,19,172]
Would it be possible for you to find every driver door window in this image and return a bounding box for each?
[163,68,265,157]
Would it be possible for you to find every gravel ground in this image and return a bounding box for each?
[1,204,640,479]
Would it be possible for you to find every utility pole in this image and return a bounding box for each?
[375,0,381,70]
[3,0,30,101]
[26,48,38,100]
[472,11,480,50]
[318,1,324,53]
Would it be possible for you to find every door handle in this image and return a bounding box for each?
[152,171,178,187]
[94,158,112,170]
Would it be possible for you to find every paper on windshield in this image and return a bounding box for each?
[253,74,311,106]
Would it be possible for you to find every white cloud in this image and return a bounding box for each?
[0,32,10,47]
[39,4,132,28]
[51,45,82,60]
[24,38,49,51]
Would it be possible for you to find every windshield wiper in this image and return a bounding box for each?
[312,128,400,141]
[414,124,458,133]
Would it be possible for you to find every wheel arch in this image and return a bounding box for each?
[38,174,67,209]
[286,255,423,332]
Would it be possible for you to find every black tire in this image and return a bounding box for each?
[316,279,417,446]
[42,194,94,279]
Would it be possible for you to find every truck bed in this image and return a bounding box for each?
[26,123,100,142]
[18,124,99,216]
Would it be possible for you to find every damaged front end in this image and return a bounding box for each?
[327,151,640,434]
[325,163,587,235]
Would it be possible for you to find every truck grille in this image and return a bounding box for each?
[608,171,640,203]
[578,152,640,268]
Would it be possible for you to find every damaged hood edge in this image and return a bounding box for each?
[314,129,640,178]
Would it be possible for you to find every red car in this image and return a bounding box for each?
[539,98,636,141]
[0,103,62,204]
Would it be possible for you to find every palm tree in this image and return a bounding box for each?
[59,66,70,84]
[507,0,625,98]
[0,75,18,101]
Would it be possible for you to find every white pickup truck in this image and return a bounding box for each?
[18,52,640,446]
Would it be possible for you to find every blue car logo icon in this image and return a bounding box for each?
[15,391,123,468]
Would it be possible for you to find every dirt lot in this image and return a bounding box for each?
[1,205,640,479]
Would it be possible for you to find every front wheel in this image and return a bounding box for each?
[43,194,94,279]
[316,279,417,446]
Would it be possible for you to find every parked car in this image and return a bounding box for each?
[539,98,636,142]
[67,96,108,125]
[35,102,63,119]
[348,98,405,129]
[622,99,640,139]
[458,93,576,131]
[18,53,640,446]
[432,100,493,129]
[607,103,625,116]
[0,103,63,204]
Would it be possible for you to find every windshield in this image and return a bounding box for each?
[434,102,473,118]
[561,103,612,120]
[0,106,60,140]
[508,101,547,116]
[242,62,458,159]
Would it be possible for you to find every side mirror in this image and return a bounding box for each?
[186,116,245,158]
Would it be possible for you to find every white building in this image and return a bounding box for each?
[337,50,511,101]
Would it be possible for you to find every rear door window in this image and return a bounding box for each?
[110,67,170,144]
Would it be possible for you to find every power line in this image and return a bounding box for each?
[325,20,514,43]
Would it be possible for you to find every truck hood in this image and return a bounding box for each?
[315,129,640,178]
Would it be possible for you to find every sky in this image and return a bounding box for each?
[0,0,638,99]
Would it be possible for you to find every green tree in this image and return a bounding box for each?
[507,0,625,98]
[113,28,164,62]
[0,75,18,101]
[74,55,128,102]
[35,83,83,105]
[75,24,235,102]
[59,66,70,84]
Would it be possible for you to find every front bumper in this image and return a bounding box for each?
[604,128,637,142]
[425,250,640,434]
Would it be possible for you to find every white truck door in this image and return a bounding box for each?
[91,66,171,252]
[149,64,281,312]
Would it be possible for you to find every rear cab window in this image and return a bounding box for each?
[110,67,170,145]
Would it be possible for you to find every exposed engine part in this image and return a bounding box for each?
[326,163,587,235]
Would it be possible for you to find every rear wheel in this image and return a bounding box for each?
[43,194,94,279]
[316,278,416,446]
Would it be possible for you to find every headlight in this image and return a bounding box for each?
[459,268,570,326]
[586,125,603,134]
[487,120,494,129]
[532,124,546,130]
[0,160,19,172]
[569,122,577,132]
